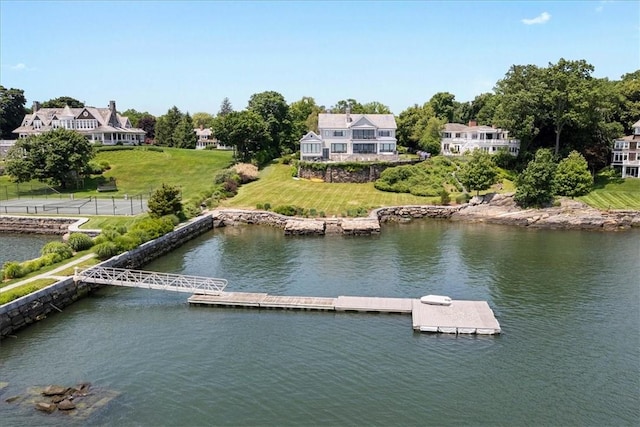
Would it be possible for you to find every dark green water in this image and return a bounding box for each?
[1,221,638,426]
[0,233,60,266]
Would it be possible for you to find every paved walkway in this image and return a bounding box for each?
[0,253,96,294]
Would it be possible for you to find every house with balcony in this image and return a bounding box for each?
[299,110,397,161]
[611,119,640,178]
[440,121,520,157]
[13,100,145,145]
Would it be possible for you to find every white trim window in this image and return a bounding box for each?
[380,143,395,152]
[301,143,321,154]
[613,153,628,162]
[378,130,391,137]
[332,130,345,137]
[331,143,347,153]
[614,141,629,150]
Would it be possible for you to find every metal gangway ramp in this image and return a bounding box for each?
[74,266,227,295]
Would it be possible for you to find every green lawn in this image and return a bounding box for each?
[220,163,457,216]
[1,147,235,202]
[579,176,640,209]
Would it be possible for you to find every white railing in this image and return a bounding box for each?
[75,266,227,295]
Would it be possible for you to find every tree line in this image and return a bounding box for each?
[1,58,638,169]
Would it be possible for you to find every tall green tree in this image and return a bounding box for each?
[396,104,429,151]
[418,116,444,155]
[155,106,183,146]
[213,110,271,163]
[192,112,215,128]
[173,113,197,149]
[617,70,640,134]
[0,86,26,138]
[5,128,94,188]
[554,151,593,198]
[427,92,457,123]
[457,150,499,195]
[330,99,363,113]
[514,149,557,207]
[289,96,323,139]
[41,96,84,108]
[138,114,156,140]
[218,97,234,116]
[148,183,183,218]
[360,101,391,114]
[122,108,144,127]
[247,91,291,156]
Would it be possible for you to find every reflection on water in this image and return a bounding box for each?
[0,222,638,426]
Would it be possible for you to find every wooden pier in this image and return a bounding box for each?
[188,292,501,335]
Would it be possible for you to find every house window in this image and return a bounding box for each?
[333,130,345,137]
[33,120,41,129]
[455,133,461,138]
[353,143,375,153]
[471,133,478,139]
[378,130,391,137]
[613,153,628,162]
[352,129,375,139]
[614,141,629,150]
[443,143,450,151]
[331,143,347,153]
[486,133,494,140]
[443,132,451,138]
[380,143,395,152]
[302,143,321,154]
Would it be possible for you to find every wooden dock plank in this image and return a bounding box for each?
[260,295,335,310]
[334,296,413,313]
[188,292,268,307]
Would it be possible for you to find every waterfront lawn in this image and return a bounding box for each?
[1,147,234,202]
[220,163,450,216]
[579,175,640,210]
[79,215,142,230]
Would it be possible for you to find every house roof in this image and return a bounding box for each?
[318,113,396,129]
[632,119,640,128]
[13,104,143,134]
[443,123,506,133]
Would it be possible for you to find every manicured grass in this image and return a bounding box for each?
[1,147,234,202]
[220,163,454,216]
[79,215,143,230]
[579,176,640,209]
[0,279,57,305]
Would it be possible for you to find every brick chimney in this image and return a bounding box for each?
[32,101,40,112]
[468,120,477,127]
[109,100,116,113]
[346,106,352,122]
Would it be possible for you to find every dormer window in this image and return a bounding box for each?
[378,130,391,137]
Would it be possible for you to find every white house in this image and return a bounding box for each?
[194,126,216,149]
[299,110,397,161]
[440,121,520,156]
[13,100,145,145]
[611,119,640,178]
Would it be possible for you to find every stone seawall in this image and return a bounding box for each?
[0,214,213,339]
[0,215,80,235]
[211,206,461,235]
[298,160,420,183]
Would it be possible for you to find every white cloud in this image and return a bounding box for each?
[521,12,551,25]
[10,63,27,70]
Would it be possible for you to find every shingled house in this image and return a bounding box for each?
[611,119,640,178]
[13,100,145,145]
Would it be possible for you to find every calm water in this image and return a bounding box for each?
[0,221,638,426]
[0,233,60,266]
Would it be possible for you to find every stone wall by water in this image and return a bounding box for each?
[297,160,420,183]
[0,216,79,235]
[0,215,213,339]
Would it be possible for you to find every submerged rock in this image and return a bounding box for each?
[35,401,57,413]
[58,399,76,410]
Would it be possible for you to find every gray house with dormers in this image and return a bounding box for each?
[13,100,145,145]
[299,110,397,161]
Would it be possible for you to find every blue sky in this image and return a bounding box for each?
[1,1,638,116]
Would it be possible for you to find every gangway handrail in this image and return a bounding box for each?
[74,266,227,295]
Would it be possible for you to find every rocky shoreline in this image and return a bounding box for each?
[212,193,639,234]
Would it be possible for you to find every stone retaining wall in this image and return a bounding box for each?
[0,214,214,339]
[0,216,79,235]
[211,206,461,235]
[298,160,420,183]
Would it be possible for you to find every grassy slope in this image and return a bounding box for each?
[220,163,458,216]
[579,176,640,209]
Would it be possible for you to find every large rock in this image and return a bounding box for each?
[284,219,325,235]
[57,399,76,410]
[42,385,69,396]
[35,401,57,413]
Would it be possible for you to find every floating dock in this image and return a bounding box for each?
[188,292,501,335]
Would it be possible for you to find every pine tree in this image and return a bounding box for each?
[173,113,197,149]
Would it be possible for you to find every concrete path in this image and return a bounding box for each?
[0,253,95,294]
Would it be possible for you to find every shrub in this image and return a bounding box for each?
[67,233,95,251]
[3,261,24,280]
[94,241,120,260]
[114,235,140,252]
[440,189,451,205]
[40,253,62,266]
[256,203,264,210]
[264,203,271,210]
[273,205,298,216]
[213,169,241,186]
[233,163,259,183]
[148,183,183,218]
[41,241,73,260]
[21,258,45,274]
[455,193,472,204]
